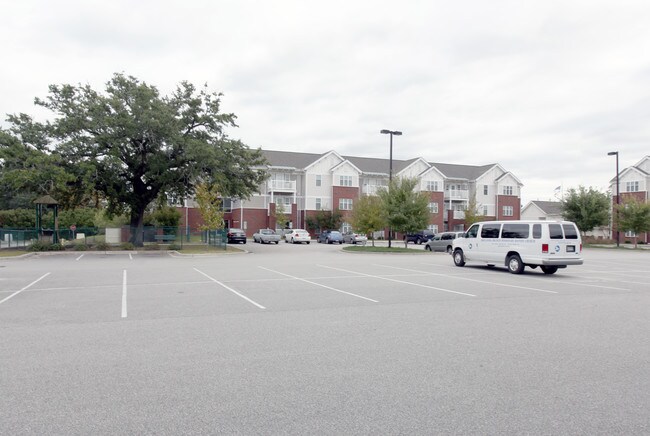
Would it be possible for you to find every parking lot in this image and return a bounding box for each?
[1,245,649,434]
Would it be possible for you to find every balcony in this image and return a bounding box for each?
[362,184,386,195]
[444,189,469,200]
[268,180,296,193]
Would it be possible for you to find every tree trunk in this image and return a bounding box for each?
[129,208,146,247]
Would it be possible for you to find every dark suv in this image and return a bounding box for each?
[403,230,435,244]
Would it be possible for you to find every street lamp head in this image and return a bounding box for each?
[393,131,402,136]
[607,151,618,156]
[380,129,403,135]
[380,129,390,134]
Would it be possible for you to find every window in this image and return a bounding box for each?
[549,224,563,239]
[625,181,639,192]
[532,224,542,239]
[466,224,479,238]
[339,175,353,187]
[501,224,529,238]
[339,198,353,210]
[481,224,501,238]
[341,222,352,233]
[483,185,488,195]
[503,186,513,195]
[483,206,488,216]
[426,181,439,191]
[427,224,438,233]
[625,230,636,237]
[315,175,322,187]
[503,206,513,216]
[562,224,578,239]
[428,202,439,214]
[315,198,322,210]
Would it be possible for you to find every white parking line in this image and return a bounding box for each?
[194,268,266,309]
[75,254,84,261]
[0,273,51,305]
[379,264,558,294]
[122,270,127,318]
[259,267,379,302]
[319,265,476,297]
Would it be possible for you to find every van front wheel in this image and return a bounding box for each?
[453,250,465,267]
[541,266,558,275]
[507,254,525,274]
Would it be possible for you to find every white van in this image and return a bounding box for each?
[451,220,583,274]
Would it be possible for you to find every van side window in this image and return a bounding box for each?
[549,224,563,239]
[481,224,501,238]
[501,223,529,238]
[466,224,479,238]
[562,224,579,239]
[532,224,542,239]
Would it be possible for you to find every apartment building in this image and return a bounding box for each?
[609,155,650,244]
[181,149,523,236]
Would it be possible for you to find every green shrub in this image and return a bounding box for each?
[95,241,111,251]
[169,243,182,251]
[120,242,135,250]
[28,241,65,252]
[0,209,36,228]
[74,244,88,251]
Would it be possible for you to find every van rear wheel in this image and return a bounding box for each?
[507,254,524,274]
[453,249,465,267]
[541,266,558,275]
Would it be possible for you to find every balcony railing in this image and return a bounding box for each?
[453,210,465,219]
[268,180,296,192]
[362,184,386,195]
[444,189,469,200]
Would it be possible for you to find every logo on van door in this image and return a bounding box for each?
[555,245,560,253]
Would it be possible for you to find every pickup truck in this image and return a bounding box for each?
[252,229,281,244]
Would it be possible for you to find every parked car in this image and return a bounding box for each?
[404,230,435,244]
[317,230,344,244]
[284,229,311,244]
[226,228,247,244]
[252,229,281,244]
[342,231,368,245]
[425,231,464,253]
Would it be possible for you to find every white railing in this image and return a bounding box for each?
[444,189,469,200]
[268,180,296,192]
[362,185,385,195]
[453,210,465,219]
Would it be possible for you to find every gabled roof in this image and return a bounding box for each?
[262,150,323,169]
[330,159,362,174]
[495,171,524,186]
[610,165,649,183]
[259,149,513,182]
[430,162,496,180]
[528,200,563,216]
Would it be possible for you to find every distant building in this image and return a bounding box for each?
[180,149,523,236]
[609,155,650,244]
[521,200,563,221]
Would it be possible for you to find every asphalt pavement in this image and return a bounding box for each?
[1,244,649,435]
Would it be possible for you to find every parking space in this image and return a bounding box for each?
[1,247,649,434]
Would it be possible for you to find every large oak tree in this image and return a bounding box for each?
[7,74,267,245]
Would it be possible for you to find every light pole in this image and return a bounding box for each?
[607,151,620,247]
[380,129,402,248]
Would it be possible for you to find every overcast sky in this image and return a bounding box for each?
[2,0,649,205]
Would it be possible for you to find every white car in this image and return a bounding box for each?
[284,229,311,244]
[342,231,368,245]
